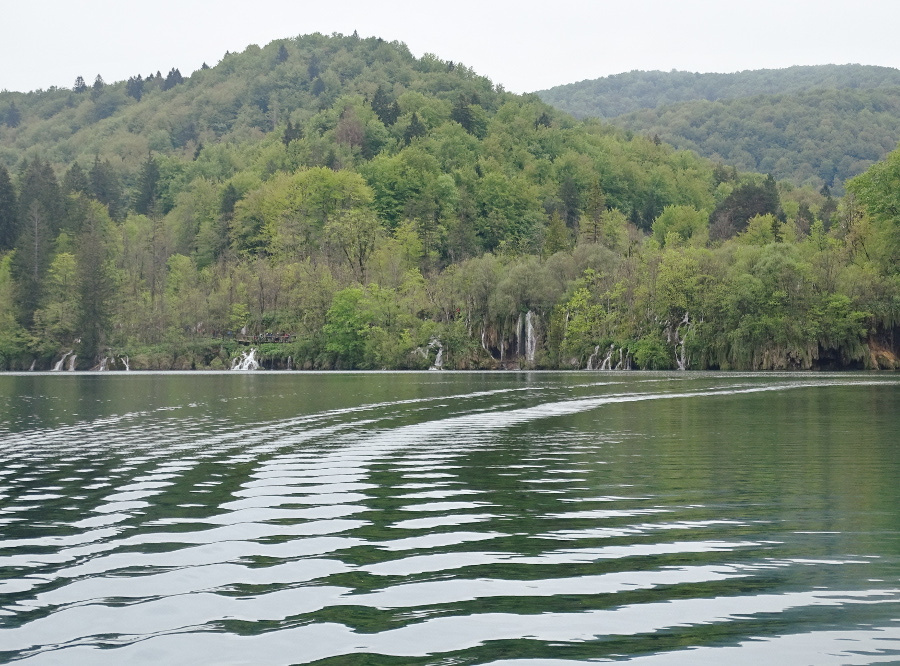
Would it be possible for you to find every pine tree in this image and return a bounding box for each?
[134,154,160,216]
[126,75,144,101]
[18,158,65,236]
[89,157,122,219]
[3,102,21,128]
[76,203,115,360]
[403,113,427,144]
[276,44,289,64]
[162,68,183,91]
[73,76,87,93]
[91,74,105,100]
[0,165,18,251]
[63,162,90,196]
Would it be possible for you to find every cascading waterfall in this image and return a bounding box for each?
[52,351,73,372]
[524,311,537,362]
[231,348,260,371]
[120,355,130,371]
[28,359,35,371]
[98,357,109,372]
[429,338,444,370]
[66,354,77,371]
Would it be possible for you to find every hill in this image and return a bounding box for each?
[535,64,900,119]
[0,35,896,372]
[611,87,900,190]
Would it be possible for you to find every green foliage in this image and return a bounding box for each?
[0,34,894,370]
[538,66,900,190]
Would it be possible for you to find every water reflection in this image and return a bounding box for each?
[0,372,898,664]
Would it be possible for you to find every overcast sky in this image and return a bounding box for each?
[3,0,900,94]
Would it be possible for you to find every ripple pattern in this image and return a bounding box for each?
[0,372,898,664]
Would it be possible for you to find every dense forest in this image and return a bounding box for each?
[536,65,900,118]
[537,65,900,191]
[0,35,898,371]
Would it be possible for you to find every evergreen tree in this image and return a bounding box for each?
[3,102,21,128]
[18,158,65,236]
[12,201,51,326]
[91,74,105,100]
[308,54,321,79]
[75,204,115,361]
[73,76,87,93]
[282,120,302,146]
[63,162,90,196]
[0,165,18,251]
[371,86,399,126]
[451,95,475,133]
[89,157,122,219]
[201,62,210,70]
[126,75,144,101]
[162,68,184,91]
[403,113,427,144]
[134,154,160,216]
[276,44,289,64]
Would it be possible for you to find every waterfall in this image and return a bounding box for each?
[98,357,109,372]
[599,345,613,371]
[120,355,130,372]
[52,351,73,372]
[28,359,35,371]
[67,354,77,371]
[586,345,600,370]
[429,338,444,370]
[524,311,537,362]
[231,348,260,371]
[286,356,293,371]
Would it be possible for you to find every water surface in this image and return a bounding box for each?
[0,372,898,664]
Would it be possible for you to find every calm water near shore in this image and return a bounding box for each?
[0,371,898,664]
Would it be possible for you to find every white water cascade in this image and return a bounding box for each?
[120,355,130,371]
[52,351,73,372]
[524,311,537,363]
[28,359,35,371]
[67,354,77,371]
[231,348,260,371]
[429,338,444,370]
[98,357,109,372]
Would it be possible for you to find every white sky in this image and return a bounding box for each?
[3,0,900,94]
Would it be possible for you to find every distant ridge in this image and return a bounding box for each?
[536,65,900,189]
[536,64,900,119]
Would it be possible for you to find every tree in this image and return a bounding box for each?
[76,203,116,360]
[126,75,144,101]
[403,112,426,144]
[89,157,122,219]
[63,162,90,196]
[91,74,105,99]
[134,154,160,216]
[0,165,18,251]
[325,208,382,282]
[371,86,399,126]
[709,175,783,241]
[162,68,183,91]
[13,201,52,325]
[3,102,21,128]
[276,43,289,64]
[73,76,87,93]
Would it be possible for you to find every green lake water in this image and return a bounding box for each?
[0,371,898,664]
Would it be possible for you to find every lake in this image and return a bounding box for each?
[0,371,898,664]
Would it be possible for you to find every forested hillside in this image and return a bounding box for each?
[608,88,900,191]
[0,35,897,371]
[537,65,900,191]
[536,65,900,119]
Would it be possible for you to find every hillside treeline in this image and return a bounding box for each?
[536,65,900,119]
[0,35,897,371]
[611,88,900,191]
